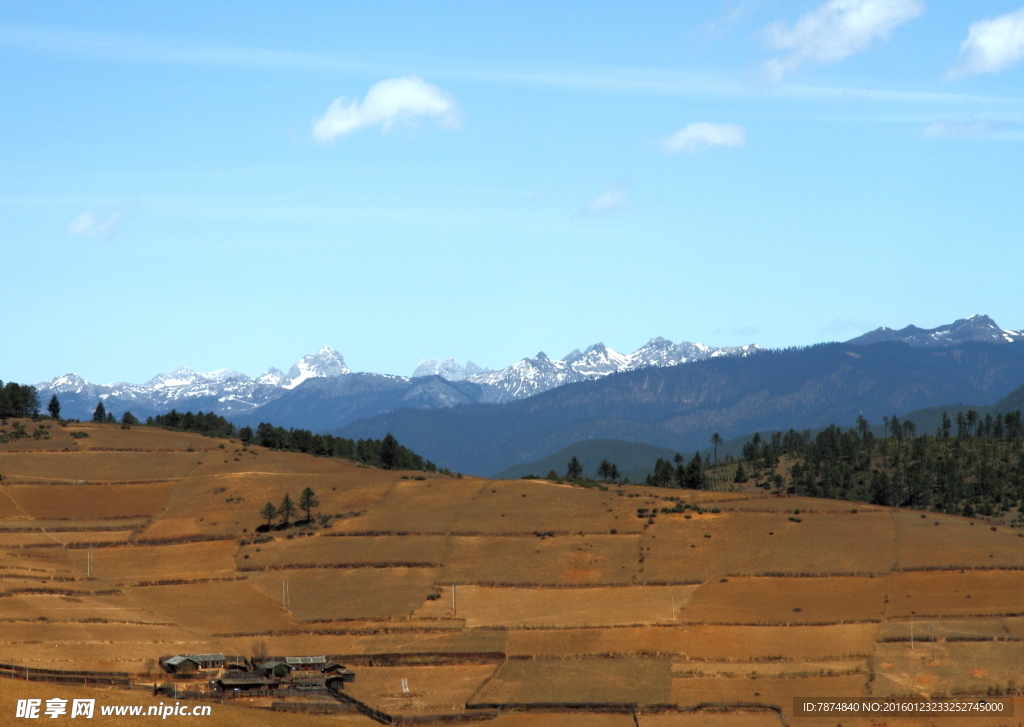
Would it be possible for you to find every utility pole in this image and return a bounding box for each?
[452,584,457,617]
[282,580,290,612]
[671,596,675,621]
[928,625,935,661]
[87,546,93,578]
[910,620,914,650]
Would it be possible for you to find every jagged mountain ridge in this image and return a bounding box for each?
[463,339,761,400]
[36,347,350,421]
[846,314,1024,347]
[412,358,488,381]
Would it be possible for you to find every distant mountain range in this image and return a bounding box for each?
[31,315,1023,441]
[35,336,759,423]
[336,339,1024,476]
[847,314,1023,347]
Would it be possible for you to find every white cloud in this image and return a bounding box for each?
[947,6,1024,80]
[660,122,747,153]
[66,210,121,239]
[312,76,457,142]
[586,188,627,214]
[762,0,924,80]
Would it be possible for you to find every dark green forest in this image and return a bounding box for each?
[0,381,40,418]
[644,408,1024,521]
[145,409,436,472]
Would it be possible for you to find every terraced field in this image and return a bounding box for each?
[1,420,1023,725]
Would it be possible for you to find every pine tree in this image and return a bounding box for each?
[47,395,61,420]
[734,461,748,483]
[92,401,106,423]
[278,494,297,527]
[380,433,399,470]
[298,487,319,523]
[710,433,722,464]
[566,456,583,479]
[260,502,277,528]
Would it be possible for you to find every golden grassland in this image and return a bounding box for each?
[2,419,1024,726]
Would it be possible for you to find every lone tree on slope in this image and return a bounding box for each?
[260,502,277,529]
[298,487,320,523]
[47,395,60,420]
[710,433,723,464]
[92,401,106,423]
[566,456,583,479]
[278,494,297,527]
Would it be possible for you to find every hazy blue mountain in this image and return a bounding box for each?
[334,341,1024,476]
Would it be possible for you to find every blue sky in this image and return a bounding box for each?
[2,1,1023,384]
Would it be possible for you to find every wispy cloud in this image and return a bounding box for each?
[585,188,627,214]
[4,23,1022,112]
[921,119,1024,141]
[312,77,458,142]
[947,6,1024,80]
[762,0,924,81]
[660,123,747,153]
[922,120,991,138]
[66,210,121,239]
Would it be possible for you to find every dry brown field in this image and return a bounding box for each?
[3,482,177,519]
[247,567,438,622]
[474,657,672,704]
[679,623,878,660]
[413,584,699,628]
[345,664,498,714]
[505,626,688,656]
[3,422,1024,725]
[684,576,888,624]
[893,510,1024,569]
[887,569,1024,618]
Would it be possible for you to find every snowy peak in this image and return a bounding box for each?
[37,373,93,394]
[846,315,1024,348]
[282,346,351,389]
[413,358,488,381]
[464,337,760,400]
[256,367,287,386]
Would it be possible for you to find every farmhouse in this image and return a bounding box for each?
[284,655,326,671]
[214,673,277,693]
[161,653,226,673]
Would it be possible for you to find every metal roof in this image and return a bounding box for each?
[284,655,326,665]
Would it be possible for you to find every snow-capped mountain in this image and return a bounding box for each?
[464,339,761,400]
[412,358,488,381]
[36,346,352,421]
[846,315,1024,348]
[281,346,351,389]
